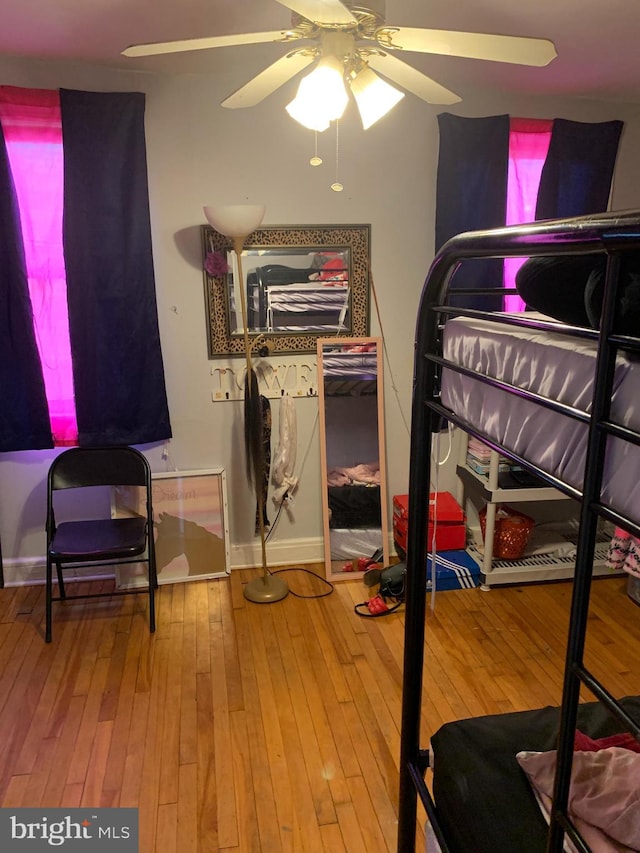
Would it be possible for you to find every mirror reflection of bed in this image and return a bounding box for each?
[317,337,390,581]
[241,250,350,334]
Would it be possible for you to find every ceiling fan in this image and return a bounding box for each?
[123,0,556,129]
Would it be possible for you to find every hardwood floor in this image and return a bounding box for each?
[0,567,638,851]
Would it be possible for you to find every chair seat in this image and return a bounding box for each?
[49,517,147,562]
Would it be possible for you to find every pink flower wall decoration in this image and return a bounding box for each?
[205,251,230,276]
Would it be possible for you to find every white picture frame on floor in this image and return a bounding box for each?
[112,468,230,588]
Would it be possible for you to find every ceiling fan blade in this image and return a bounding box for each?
[378,27,557,67]
[122,30,297,58]
[367,52,461,105]
[222,52,316,109]
[274,0,356,25]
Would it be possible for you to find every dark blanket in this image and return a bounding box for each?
[430,696,640,853]
[516,253,640,334]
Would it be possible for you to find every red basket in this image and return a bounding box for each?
[479,504,535,560]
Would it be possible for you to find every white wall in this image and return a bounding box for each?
[1,54,640,580]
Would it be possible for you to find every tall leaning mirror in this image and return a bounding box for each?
[317,337,390,581]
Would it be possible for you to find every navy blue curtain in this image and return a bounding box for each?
[60,89,172,447]
[536,119,624,220]
[435,113,510,310]
[0,123,53,451]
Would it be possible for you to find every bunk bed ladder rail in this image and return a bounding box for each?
[397,256,454,853]
[548,248,640,852]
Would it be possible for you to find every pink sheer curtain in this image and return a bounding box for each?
[504,117,553,312]
[0,86,77,445]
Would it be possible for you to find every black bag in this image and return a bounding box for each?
[357,562,406,618]
[378,562,406,600]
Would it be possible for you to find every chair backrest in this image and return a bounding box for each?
[48,446,151,492]
[46,447,152,538]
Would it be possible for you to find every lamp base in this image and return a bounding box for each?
[243,572,289,604]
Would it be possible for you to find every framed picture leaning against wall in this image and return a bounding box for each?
[113,468,230,587]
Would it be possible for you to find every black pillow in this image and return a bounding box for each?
[516,252,640,333]
[515,255,600,327]
[584,263,640,334]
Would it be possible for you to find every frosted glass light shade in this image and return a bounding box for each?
[286,95,331,132]
[286,55,348,132]
[203,204,266,239]
[350,66,405,130]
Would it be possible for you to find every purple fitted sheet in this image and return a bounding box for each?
[441,314,640,526]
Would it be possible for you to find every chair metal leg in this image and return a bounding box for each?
[149,585,156,633]
[56,562,66,599]
[148,554,157,633]
[45,556,53,643]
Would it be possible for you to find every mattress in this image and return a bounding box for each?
[430,697,640,853]
[441,314,640,526]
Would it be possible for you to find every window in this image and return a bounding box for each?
[0,85,171,452]
[0,88,77,445]
[435,113,622,315]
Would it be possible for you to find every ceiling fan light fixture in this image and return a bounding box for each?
[350,65,405,130]
[286,54,348,131]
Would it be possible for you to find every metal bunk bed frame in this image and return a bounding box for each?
[397,210,640,852]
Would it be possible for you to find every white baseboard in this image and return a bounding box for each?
[3,534,395,585]
[230,536,325,570]
[2,557,115,587]
[229,531,398,569]
[2,538,326,586]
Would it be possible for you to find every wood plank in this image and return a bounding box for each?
[157,802,178,853]
[195,672,220,852]
[208,623,236,849]
[138,635,170,851]
[80,719,113,807]
[229,709,261,852]
[177,762,198,853]
[158,620,183,805]
[233,607,283,850]
[119,691,150,808]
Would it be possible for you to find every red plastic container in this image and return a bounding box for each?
[393,492,466,555]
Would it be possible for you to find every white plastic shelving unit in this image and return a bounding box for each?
[456,434,611,587]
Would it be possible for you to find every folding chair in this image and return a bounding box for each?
[45,446,156,643]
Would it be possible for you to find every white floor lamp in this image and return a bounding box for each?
[203,203,289,604]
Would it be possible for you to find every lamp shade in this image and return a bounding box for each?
[286,95,331,133]
[203,204,266,239]
[350,66,405,130]
[286,55,348,132]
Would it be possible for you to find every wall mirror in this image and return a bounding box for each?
[202,224,371,358]
[317,337,390,582]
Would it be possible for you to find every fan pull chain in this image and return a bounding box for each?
[331,120,343,192]
[309,131,322,167]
